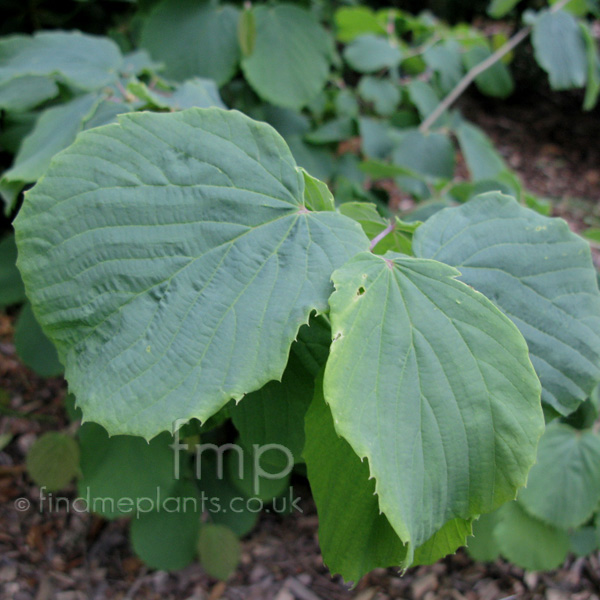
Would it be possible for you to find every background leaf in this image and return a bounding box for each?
[26,432,79,491]
[241,4,332,110]
[518,422,600,529]
[532,9,588,90]
[414,193,600,416]
[140,0,240,85]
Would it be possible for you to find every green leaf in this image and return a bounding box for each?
[26,432,79,491]
[466,510,502,562]
[581,21,600,110]
[286,136,336,182]
[359,117,402,160]
[196,454,259,537]
[15,108,369,440]
[495,501,570,571]
[238,8,256,57]
[139,0,240,86]
[413,193,600,415]
[305,117,354,144]
[128,78,226,111]
[1,93,102,212]
[518,422,600,529]
[334,89,360,118]
[550,0,590,17]
[292,316,331,377]
[488,0,523,18]
[392,130,455,180]
[241,4,332,110]
[15,302,63,377]
[334,6,387,42]
[423,41,464,94]
[225,437,291,501]
[78,423,177,519]
[343,35,402,74]
[0,32,123,91]
[337,202,418,255]
[198,524,241,580]
[407,80,447,128]
[455,121,506,180]
[0,76,58,112]
[413,518,473,566]
[230,352,314,463]
[304,375,407,583]
[324,251,543,558]
[0,234,26,308]
[130,480,201,571]
[532,9,588,90]
[569,526,599,557]
[463,45,514,98]
[358,76,400,117]
[301,170,335,212]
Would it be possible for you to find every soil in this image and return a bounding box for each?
[1,89,600,600]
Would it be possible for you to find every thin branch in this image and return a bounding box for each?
[419,0,574,134]
[369,220,396,252]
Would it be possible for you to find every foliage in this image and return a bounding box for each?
[2,0,600,583]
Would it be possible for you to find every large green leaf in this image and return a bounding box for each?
[494,501,570,571]
[15,108,369,439]
[463,45,514,98]
[0,234,26,308]
[343,35,402,73]
[518,422,600,529]
[487,0,523,18]
[581,21,600,110]
[358,76,400,117]
[1,93,102,212]
[304,375,407,583]
[130,480,202,571]
[334,7,387,42]
[413,518,472,566]
[423,41,463,94]
[455,121,506,180]
[0,32,123,91]
[139,0,240,86]
[78,423,177,519]
[241,5,333,110]
[466,510,502,562]
[532,9,588,90]
[230,351,314,464]
[0,76,58,112]
[413,193,600,415]
[392,130,455,180]
[324,251,543,557]
[15,302,63,377]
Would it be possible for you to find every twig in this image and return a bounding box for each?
[419,0,574,133]
[369,220,396,252]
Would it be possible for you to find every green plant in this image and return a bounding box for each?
[2,0,600,580]
[13,107,600,580]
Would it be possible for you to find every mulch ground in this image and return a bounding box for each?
[1,89,600,600]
